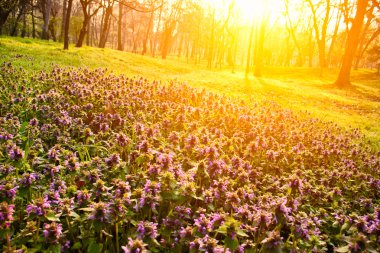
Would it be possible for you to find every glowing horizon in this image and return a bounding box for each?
[205,0,285,25]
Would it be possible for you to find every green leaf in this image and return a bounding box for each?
[69,211,80,218]
[88,242,103,253]
[215,227,227,235]
[45,212,60,222]
[236,229,249,237]
[72,242,82,250]
[48,244,61,253]
[136,155,147,165]
[340,222,351,233]
[335,245,350,253]
[79,208,94,212]
[224,237,239,250]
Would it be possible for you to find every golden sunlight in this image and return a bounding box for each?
[207,0,284,23]
[236,0,270,21]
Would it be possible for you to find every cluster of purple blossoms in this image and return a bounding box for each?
[137,221,158,239]
[88,202,111,223]
[43,222,63,244]
[7,144,24,160]
[0,202,15,229]
[26,197,51,216]
[121,238,148,253]
[0,182,18,200]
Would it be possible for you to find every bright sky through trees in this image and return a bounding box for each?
[206,0,284,24]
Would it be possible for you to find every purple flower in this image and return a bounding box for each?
[49,179,67,193]
[20,173,38,187]
[137,221,158,239]
[143,180,161,195]
[0,133,13,141]
[48,146,61,161]
[0,165,14,175]
[0,182,18,200]
[194,214,211,235]
[29,118,39,126]
[179,226,193,239]
[0,202,15,229]
[8,145,24,160]
[261,230,283,250]
[26,197,51,216]
[88,202,111,223]
[43,222,63,244]
[105,153,121,167]
[122,238,148,253]
[76,189,92,206]
[64,156,80,171]
[116,133,130,147]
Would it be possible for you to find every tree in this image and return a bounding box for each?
[0,0,18,35]
[161,0,183,59]
[59,0,67,40]
[354,1,379,69]
[284,0,303,66]
[76,0,102,47]
[39,0,52,39]
[117,2,124,50]
[245,19,254,78]
[254,17,267,77]
[63,0,73,49]
[306,0,332,75]
[10,0,28,36]
[99,0,115,48]
[334,0,368,88]
[367,44,380,73]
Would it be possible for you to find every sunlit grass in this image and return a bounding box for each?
[1,36,379,149]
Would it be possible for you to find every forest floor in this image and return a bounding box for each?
[1,36,379,149]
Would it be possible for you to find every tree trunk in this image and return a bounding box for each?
[254,18,266,77]
[354,28,380,69]
[161,24,173,59]
[99,6,113,48]
[152,0,163,57]
[63,0,73,50]
[327,6,342,67]
[11,0,27,36]
[0,0,18,35]
[335,0,368,88]
[307,0,330,74]
[21,6,26,37]
[42,0,52,40]
[142,10,154,55]
[76,16,90,47]
[0,9,13,35]
[0,14,9,35]
[31,2,38,38]
[245,20,254,78]
[60,0,67,41]
[285,0,303,66]
[207,9,215,68]
[308,30,313,67]
[86,14,91,46]
[117,3,123,51]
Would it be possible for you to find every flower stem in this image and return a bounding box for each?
[115,222,120,253]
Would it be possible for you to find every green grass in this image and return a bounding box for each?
[1,36,379,149]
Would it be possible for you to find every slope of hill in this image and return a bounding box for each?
[1,37,379,149]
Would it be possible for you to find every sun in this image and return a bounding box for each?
[235,0,269,21]
[206,0,284,24]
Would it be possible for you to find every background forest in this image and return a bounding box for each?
[0,0,379,84]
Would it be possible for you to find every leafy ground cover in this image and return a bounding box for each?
[0,37,379,150]
[0,57,379,252]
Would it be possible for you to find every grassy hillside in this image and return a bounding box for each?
[1,36,379,149]
[1,36,380,252]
